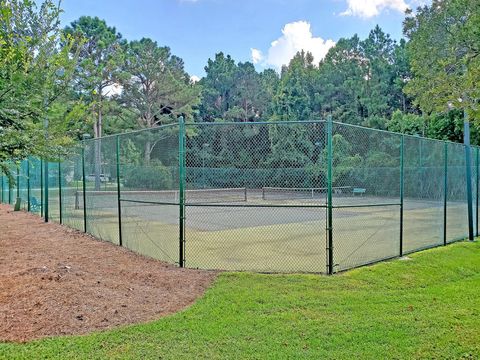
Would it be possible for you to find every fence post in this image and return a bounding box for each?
[116,135,123,247]
[326,116,334,275]
[0,172,3,203]
[400,135,404,257]
[8,174,11,204]
[16,164,20,200]
[27,160,31,212]
[179,116,186,268]
[40,159,44,217]
[81,147,87,233]
[476,147,479,237]
[58,160,62,224]
[464,116,474,241]
[444,143,448,245]
[44,160,49,222]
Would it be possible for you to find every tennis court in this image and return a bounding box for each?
[1,119,477,274]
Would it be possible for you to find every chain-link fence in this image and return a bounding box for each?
[0,119,478,274]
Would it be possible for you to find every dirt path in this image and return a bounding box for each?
[0,205,216,342]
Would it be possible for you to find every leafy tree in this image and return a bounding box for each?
[318,35,367,124]
[404,0,480,119]
[199,52,237,121]
[273,50,320,121]
[64,16,124,138]
[118,38,200,164]
[64,16,124,188]
[0,0,79,176]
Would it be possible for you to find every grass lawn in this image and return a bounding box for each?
[1,241,479,359]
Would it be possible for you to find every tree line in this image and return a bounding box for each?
[0,0,479,177]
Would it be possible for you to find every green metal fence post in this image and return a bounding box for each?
[326,116,334,275]
[16,164,20,200]
[400,135,405,257]
[40,159,44,217]
[179,116,186,268]
[27,160,31,212]
[476,147,479,237]
[44,160,49,222]
[8,175,11,204]
[116,135,123,247]
[81,147,87,233]
[444,143,448,245]
[58,160,62,224]
[464,115,474,241]
[0,172,3,203]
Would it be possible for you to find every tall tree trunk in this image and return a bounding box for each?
[143,111,152,166]
[144,140,151,166]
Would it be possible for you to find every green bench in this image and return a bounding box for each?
[352,188,366,196]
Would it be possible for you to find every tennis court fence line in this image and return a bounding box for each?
[1,118,478,274]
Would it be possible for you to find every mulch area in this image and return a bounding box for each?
[0,204,217,342]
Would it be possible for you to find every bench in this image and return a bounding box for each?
[30,196,40,212]
[352,188,366,196]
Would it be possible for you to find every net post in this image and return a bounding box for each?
[178,116,186,268]
[116,135,123,247]
[464,115,474,241]
[443,143,448,245]
[40,159,44,217]
[27,159,31,212]
[58,160,62,224]
[326,116,334,275]
[81,147,87,233]
[44,160,49,222]
[400,135,404,257]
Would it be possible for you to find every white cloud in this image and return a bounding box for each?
[250,48,264,64]
[253,21,335,71]
[341,0,409,18]
[190,75,201,83]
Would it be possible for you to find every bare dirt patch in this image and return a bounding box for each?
[0,205,216,342]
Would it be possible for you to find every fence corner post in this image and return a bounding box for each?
[179,116,186,268]
[476,147,479,237]
[116,135,123,247]
[464,115,474,241]
[326,116,334,275]
[400,135,404,257]
[444,143,448,246]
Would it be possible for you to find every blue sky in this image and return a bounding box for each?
[60,0,422,78]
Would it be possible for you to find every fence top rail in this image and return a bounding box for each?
[332,120,474,148]
[185,119,327,126]
[81,122,179,144]
[81,118,474,150]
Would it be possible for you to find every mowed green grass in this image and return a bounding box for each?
[1,241,479,359]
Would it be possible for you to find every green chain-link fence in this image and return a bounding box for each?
[0,118,477,274]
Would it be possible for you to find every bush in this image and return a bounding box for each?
[123,162,173,190]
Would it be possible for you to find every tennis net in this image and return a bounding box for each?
[262,186,352,201]
[75,187,248,209]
